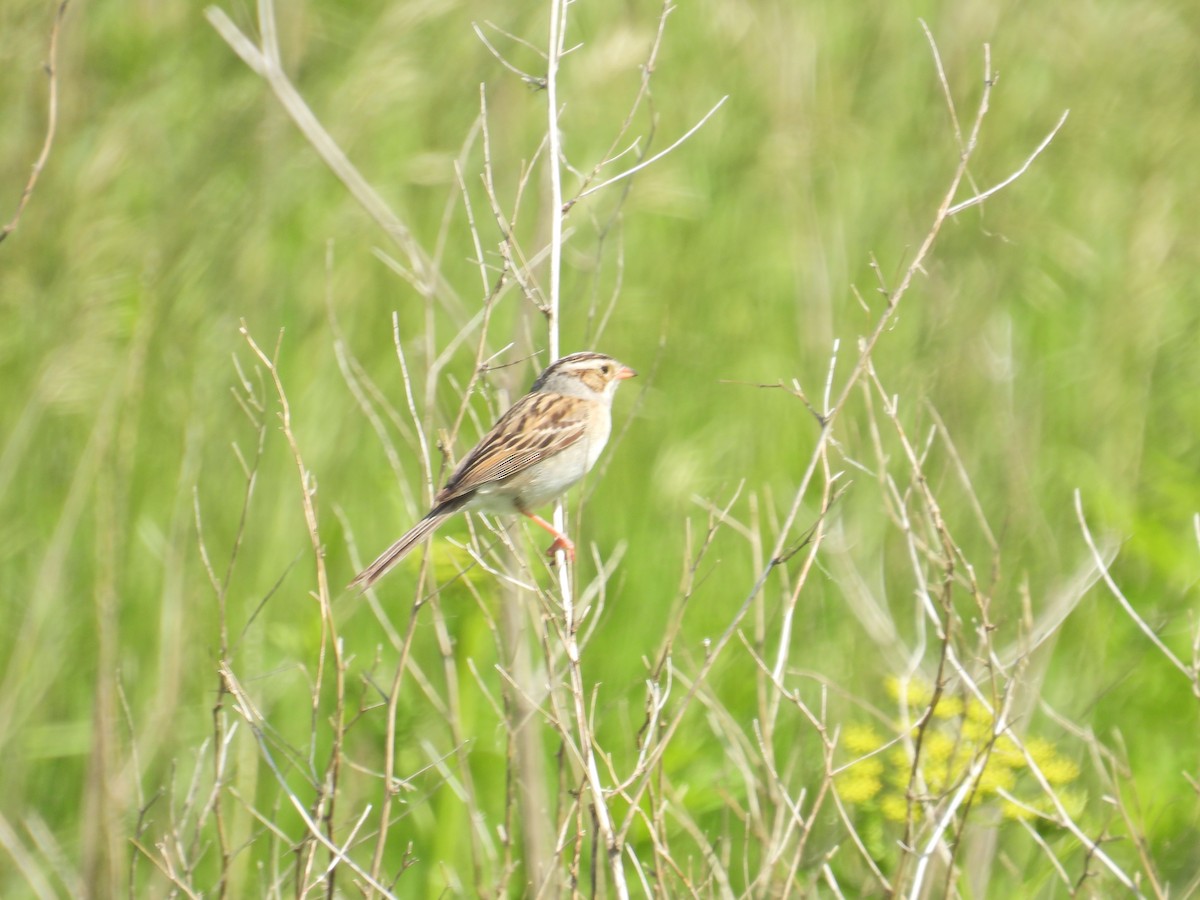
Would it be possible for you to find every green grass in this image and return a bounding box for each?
[2,0,1199,895]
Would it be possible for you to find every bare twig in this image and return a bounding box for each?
[948,109,1070,216]
[543,0,630,894]
[472,22,547,88]
[566,95,729,211]
[0,1,68,245]
[205,1,459,312]
[1075,490,1197,692]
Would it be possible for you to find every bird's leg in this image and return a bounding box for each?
[522,511,576,562]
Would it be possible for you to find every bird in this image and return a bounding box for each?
[351,351,636,589]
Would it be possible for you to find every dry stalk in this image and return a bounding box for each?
[205,0,458,311]
[0,1,68,245]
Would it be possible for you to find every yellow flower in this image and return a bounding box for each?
[857,756,885,778]
[837,677,1090,831]
[933,695,964,719]
[961,716,993,744]
[836,771,882,804]
[1025,737,1058,767]
[923,731,955,764]
[887,749,913,789]
[1038,755,1080,786]
[881,793,909,822]
[886,675,932,707]
[923,760,951,793]
[992,735,1025,769]
[965,698,994,724]
[843,724,885,755]
[977,760,1016,794]
[951,744,976,776]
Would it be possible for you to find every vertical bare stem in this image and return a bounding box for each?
[0,1,68,244]
[544,2,627,894]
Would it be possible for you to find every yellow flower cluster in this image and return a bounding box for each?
[835,679,1083,825]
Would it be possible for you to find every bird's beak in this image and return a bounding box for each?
[617,365,637,380]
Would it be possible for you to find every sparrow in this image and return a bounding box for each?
[351,351,636,588]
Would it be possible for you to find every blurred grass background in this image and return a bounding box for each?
[2,0,1199,894]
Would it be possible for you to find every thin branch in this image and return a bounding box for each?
[205,1,459,312]
[472,22,546,88]
[1075,489,1196,688]
[566,95,728,211]
[1,1,68,245]
[948,109,1070,216]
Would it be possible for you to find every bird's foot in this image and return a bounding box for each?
[545,534,576,563]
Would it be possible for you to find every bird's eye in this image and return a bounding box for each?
[600,364,611,375]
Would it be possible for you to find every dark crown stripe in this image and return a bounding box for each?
[551,351,610,366]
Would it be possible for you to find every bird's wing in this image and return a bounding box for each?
[436,392,591,502]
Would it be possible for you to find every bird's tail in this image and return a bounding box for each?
[350,507,456,590]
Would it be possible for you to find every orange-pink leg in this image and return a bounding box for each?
[523,511,576,562]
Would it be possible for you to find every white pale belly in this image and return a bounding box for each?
[470,413,611,514]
